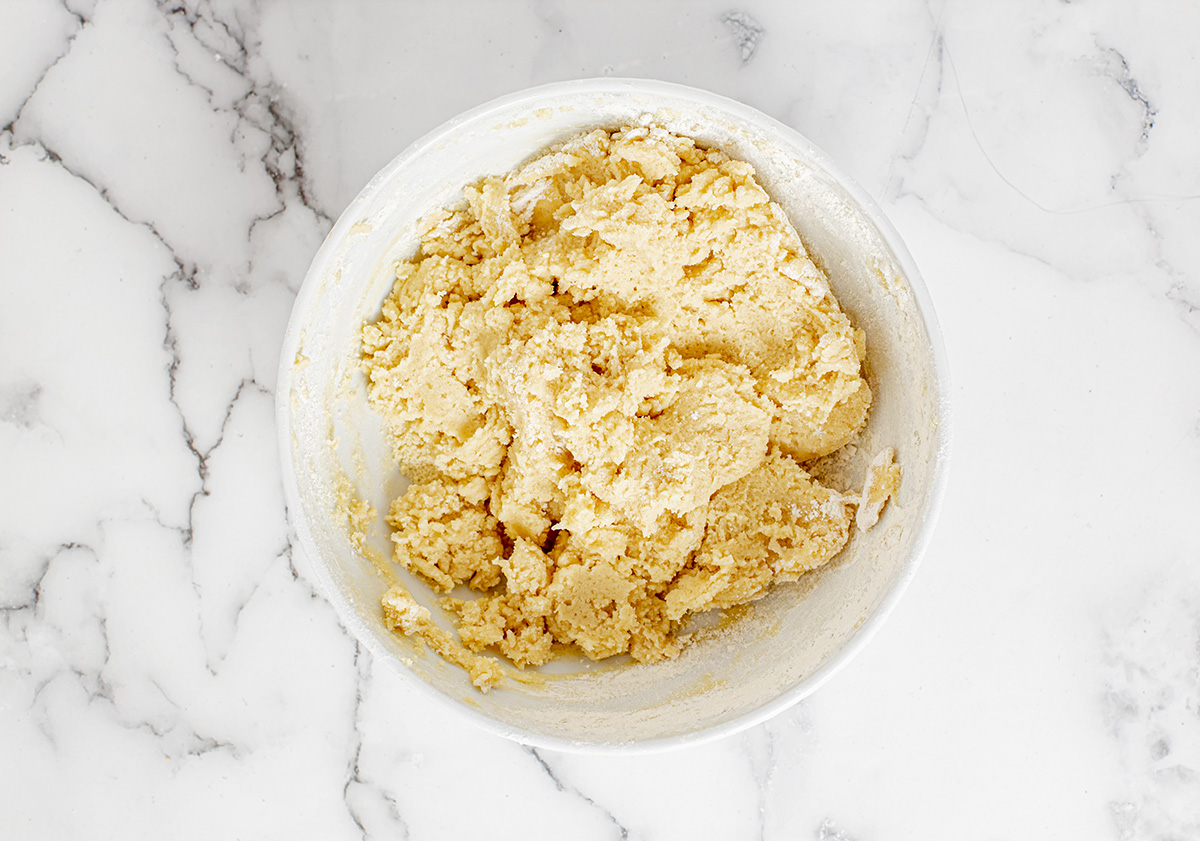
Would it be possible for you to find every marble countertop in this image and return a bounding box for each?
[3,1,1198,837]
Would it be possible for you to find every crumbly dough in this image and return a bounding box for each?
[363,126,890,678]
[855,447,902,532]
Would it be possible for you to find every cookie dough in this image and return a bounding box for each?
[362,126,890,679]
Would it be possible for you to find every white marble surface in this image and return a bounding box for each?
[2,0,1198,837]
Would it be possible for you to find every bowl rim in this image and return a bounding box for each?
[276,76,953,754]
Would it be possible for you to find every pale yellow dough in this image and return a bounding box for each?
[363,126,888,678]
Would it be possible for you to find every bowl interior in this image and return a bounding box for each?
[278,79,948,751]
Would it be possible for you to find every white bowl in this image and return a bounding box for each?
[277,78,951,752]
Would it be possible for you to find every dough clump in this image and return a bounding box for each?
[364,126,880,674]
